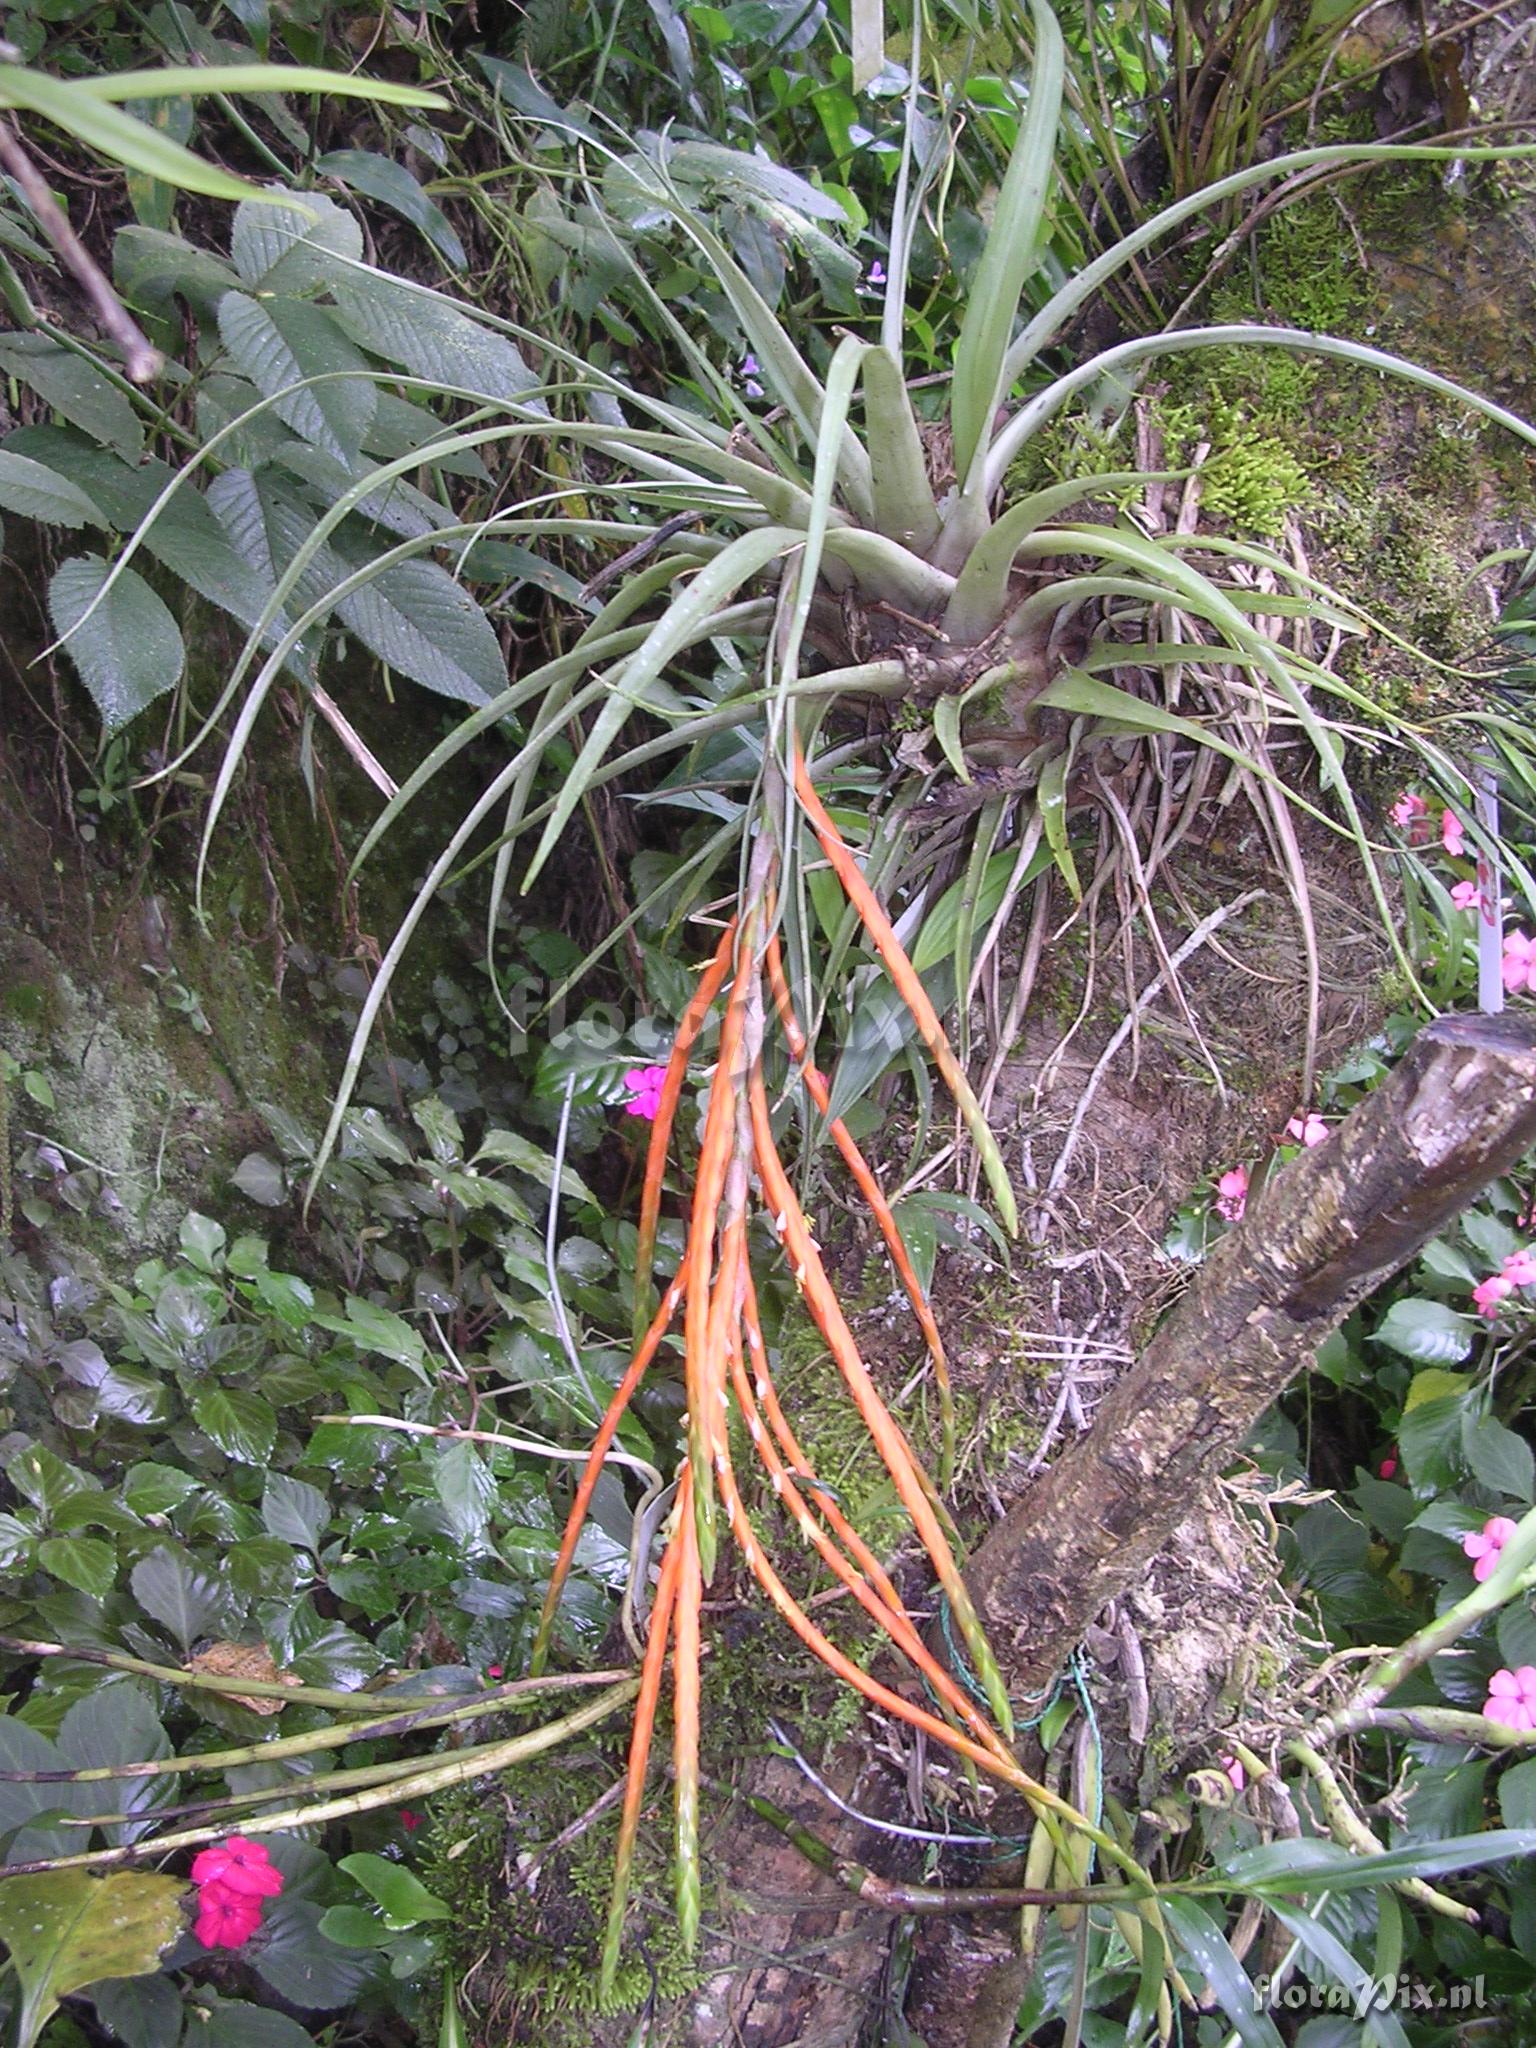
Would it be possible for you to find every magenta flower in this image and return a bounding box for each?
[190,1836,283,1950]
[1220,1754,1245,1792]
[1473,1249,1536,1320]
[1483,1665,1536,1730]
[1214,1165,1248,1222]
[1379,1453,1398,1479]
[1503,930,1536,996]
[1284,1111,1329,1148]
[1441,810,1466,857]
[1464,1514,1520,1582]
[1390,791,1428,830]
[1451,880,1479,911]
[622,1065,669,1121]
[862,259,887,294]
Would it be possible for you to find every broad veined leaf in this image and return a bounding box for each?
[1370,1299,1476,1365]
[0,335,143,459]
[205,465,349,658]
[249,1896,378,2009]
[218,293,377,461]
[36,1534,117,1599]
[330,268,542,404]
[114,223,240,321]
[473,1127,595,1204]
[192,1386,279,1465]
[48,556,185,732]
[0,451,106,527]
[87,1973,185,2048]
[276,443,453,542]
[329,534,505,705]
[180,1990,318,2048]
[0,1870,185,2048]
[32,441,308,676]
[262,1473,330,1552]
[129,1545,234,1648]
[231,189,363,291]
[315,149,466,268]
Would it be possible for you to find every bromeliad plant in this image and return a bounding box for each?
[33,0,1536,2020]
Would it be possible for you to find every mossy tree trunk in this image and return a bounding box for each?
[962,1012,1536,1700]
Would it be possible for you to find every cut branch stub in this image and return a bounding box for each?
[964,1013,1536,1703]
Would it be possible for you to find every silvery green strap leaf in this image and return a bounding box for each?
[51,63,445,109]
[1162,1898,1284,2048]
[0,68,270,203]
[523,525,802,888]
[775,333,865,702]
[851,0,883,90]
[1259,1900,1411,2048]
[948,0,1064,489]
[988,323,1536,496]
[862,345,939,555]
[998,138,1536,402]
[943,471,1183,642]
[49,554,184,733]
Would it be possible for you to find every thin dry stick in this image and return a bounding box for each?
[0,116,162,382]
[1042,890,1265,1208]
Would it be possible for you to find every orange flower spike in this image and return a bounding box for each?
[673,1474,704,1956]
[749,1063,1014,1740]
[682,928,754,1584]
[764,930,955,1485]
[599,1470,689,1997]
[727,1311,1002,1755]
[530,1271,684,1676]
[710,1420,1025,1786]
[790,744,1018,1239]
[633,919,739,1340]
[740,1270,906,1621]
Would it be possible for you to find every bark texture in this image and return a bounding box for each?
[964,1011,1536,1702]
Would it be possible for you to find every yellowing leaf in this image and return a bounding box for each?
[0,1870,185,2048]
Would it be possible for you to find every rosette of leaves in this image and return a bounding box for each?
[23,6,1536,1160]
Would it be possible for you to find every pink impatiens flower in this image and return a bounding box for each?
[1441,810,1466,857]
[1284,1112,1329,1148]
[1503,930,1536,997]
[1379,1454,1398,1480]
[190,1835,283,1950]
[1483,1665,1536,1730]
[1214,1165,1248,1222]
[1472,1249,1536,1320]
[1390,791,1428,830]
[621,1065,669,1120]
[1463,1515,1520,1582]
[1451,880,1479,911]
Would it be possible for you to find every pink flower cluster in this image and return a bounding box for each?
[1505,931,1536,997]
[1463,1514,1519,1582]
[1483,1666,1536,1731]
[621,1065,669,1120]
[190,1836,284,1949]
[1390,791,1464,857]
[1214,1164,1248,1221]
[1284,1111,1329,1148]
[1472,1248,1536,1320]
